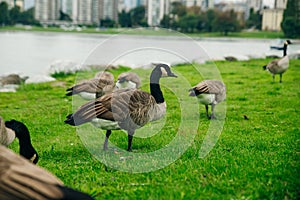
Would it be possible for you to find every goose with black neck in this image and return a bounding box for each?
[64,63,177,151]
[263,40,292,83]
[2,118,39,164]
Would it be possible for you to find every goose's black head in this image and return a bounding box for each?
[188,88,197,96]
[263,65,267,70]
[285,40,292,45]
[5,119,39,164]
[154,63,177,78]
[5,119,29,138]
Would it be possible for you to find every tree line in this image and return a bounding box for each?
[1,1,299,38]
[0,2,39,26]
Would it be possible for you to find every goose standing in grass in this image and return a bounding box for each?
[66,71,115,100]
[189,80,226,119]
[0,117,38,164]
[116,72,141,89]
[0,145,94,200]
[263,40,292,83]
[65,63,177,151]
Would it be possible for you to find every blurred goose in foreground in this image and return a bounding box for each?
[66,71,115,100]
[263,40,292,83]
[65,63,177,151]
[116,72,141,89]
[0,145,94,200]
[189,80,226,119]
[0,117,38,164]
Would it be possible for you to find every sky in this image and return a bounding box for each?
[23,0,274,10]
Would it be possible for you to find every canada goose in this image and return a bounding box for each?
[0,117,39,164]
[189,80,226,119]
[263,40,292,83]
[65,63,177,151]
[0,145,94,200]
[0,74,28,85]
[66,71,115,100]
[116,72,141,89]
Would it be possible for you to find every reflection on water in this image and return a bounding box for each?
[0,31,299,77]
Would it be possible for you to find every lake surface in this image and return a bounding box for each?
[0,31,299,77]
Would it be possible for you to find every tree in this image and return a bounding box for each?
[246,8,262,30]
[118,10,131,27]
[212,10,241,35]
[171,2,187,17]
[100,18,116,28]
[281,0,300,38]
[9,6,21,24]
[160,14,172,29]
[203,9,216,32]
[19,7,40,25]
[130,6,147,27]
[0,2,10,25]
[59,10,72,21]
[177,14,199,33]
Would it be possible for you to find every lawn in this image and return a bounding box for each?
[0,58,299,199]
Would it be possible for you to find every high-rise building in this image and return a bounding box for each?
[35,0,60,23]
[99,0,119,22]
[274,0,287,9]
[262,0,288,31]
[76,0,93,24]
[147,0,171,26]
[180,0,198,7]
[200,0,214,10]
[246,0,263,11]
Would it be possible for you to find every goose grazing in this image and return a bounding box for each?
[66,71,115,100]
[65,63,177,151]
[0,117,39,164]
[189,80,226,119]
[0,145,94,200]
[263,40,292,83]
[116,72,141,89]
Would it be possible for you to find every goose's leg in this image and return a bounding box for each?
[103,130,111,150]
[127,132,134,152]
[279,74,283,83]
[205,105,209,119]
[272,74,275,82]
[210,104,216,120]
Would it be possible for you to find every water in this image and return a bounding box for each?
[0,31,299,77]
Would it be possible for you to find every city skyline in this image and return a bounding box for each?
[24,0,274,10]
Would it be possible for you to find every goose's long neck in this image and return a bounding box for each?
[16,129,36,159]
[150,69,164,104]
[283,44,288,56]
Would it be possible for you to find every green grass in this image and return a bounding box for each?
[0,25,288,39]
[1,59,299,199]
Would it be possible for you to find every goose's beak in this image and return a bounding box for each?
[169,73,177,78]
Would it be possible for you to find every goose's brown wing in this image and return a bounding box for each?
[193,80,225,94]
[68,89,156,130]
[0,145,64,200]
[66,78,114,96]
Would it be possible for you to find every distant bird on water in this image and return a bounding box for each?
[189,80,226,119]
[0,145,94,200]
[263,40,292,83]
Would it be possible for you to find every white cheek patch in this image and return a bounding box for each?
[160,67,168,77]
